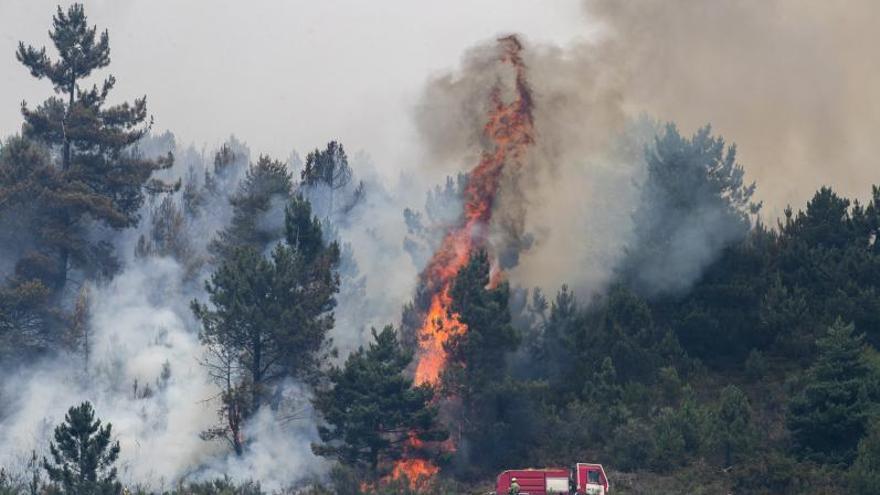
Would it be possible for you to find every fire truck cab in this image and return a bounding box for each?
[573,463,609,495]
[494,463,609,495]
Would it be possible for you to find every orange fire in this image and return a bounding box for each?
[391,456,440,486]
[391,35,535,489]
[413,34,534,387]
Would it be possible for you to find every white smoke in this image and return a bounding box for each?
[0,135,337,491]
[0,258,220,487]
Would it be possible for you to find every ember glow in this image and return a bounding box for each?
[392,34,535,488]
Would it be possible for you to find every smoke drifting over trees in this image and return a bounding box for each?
[1,2,880,495]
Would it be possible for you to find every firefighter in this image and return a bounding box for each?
[508,477,520,495]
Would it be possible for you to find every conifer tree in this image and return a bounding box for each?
[300,141,364,221]
[312,326,447,473]
[621,124,758,296]
[208,155,292,261]
[135,196,196,274]
[849,419,880,495]
[43,402,121,495]
[12,3,175,291]
[193,195,339,454]
[713,385,754,467]
[443,250,521,471]
[444,250,519,400]
[787,319,871,464]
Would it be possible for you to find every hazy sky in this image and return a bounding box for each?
[0,1,587,175]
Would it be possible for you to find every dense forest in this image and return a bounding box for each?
[1,4,880,495]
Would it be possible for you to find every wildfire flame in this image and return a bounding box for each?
[391,35,535,488]
[413,34,534,387]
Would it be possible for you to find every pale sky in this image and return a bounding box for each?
[0,1,588,174]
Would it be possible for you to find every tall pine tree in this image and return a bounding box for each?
[300,141,364,222]
[193,195,339,455]
[208,155,292,262]
[787,319,871,464]
[443,250,522,473]
[12,3,175,292]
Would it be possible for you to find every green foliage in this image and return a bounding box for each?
[622,123,758,297]
[612,419,655,471]
[135,196,198,277]
[787,319,871,465]
[442,250,524,474]
[732,451,811,495]
[312,326,447,473]
[776,187,880,348]
[0,273,60,361]
[849,419,880,494]
[43,402,121,495]
[300,141,364,220]
[759,276,814,360]
[444,250,520,395]
[649,388,711,469]
[651,408,686,468]
[301,141,351,191]
[167,478,262,495]
[10,3,175,291]
[744,349,768,382]
[712,385,754,467]
[192,196,339,455]
[208,155,292,261]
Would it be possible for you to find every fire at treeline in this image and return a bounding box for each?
[1,3,880,495]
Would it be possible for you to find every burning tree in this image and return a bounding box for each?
[392,34,536,484]
[410,34,534,388]
[312,326,447,477]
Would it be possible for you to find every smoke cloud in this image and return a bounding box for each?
[2,2,876,489]
[414,37,648,298]
[415,0,880,297]
[0,258,222,487]
[584,0,880,215]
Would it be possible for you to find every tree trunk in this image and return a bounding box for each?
[63,80,74,172]
[252,331,262,411]
[56,80,75,292]
[56,246,69,292]
[225,367,244,457]
[55,202,71,292]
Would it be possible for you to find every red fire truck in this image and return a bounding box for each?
[495,463,609,495]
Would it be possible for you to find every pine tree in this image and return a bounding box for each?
[208,155,292,261]
[43,402,121,495]
[443,250,521,471]
[135,196,197,276]
[300,141,364,221]
[12,3,175,292]
[444,250,519,401]
[621,123,758,296]
[0,138,60,354]
[787,319,871,464]
[193,195,339,454]
[849,419,880,495]
[534,286,577,386]
[713,385,754,467]
[312,326,447,474]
